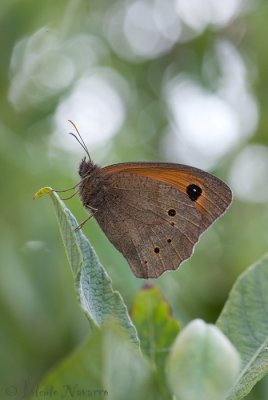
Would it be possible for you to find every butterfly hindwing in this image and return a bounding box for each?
[94,173,202,278]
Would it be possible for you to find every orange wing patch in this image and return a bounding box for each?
[100,162,232,232]
[100,164,206,214]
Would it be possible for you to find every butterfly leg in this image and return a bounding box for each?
[74,208,98,231]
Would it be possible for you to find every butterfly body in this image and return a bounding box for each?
[78,158,103,210]
[78,158,232,279]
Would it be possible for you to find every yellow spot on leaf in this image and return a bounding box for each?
[33,187,53,200]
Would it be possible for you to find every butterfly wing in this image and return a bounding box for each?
[94,172,202,278]
[100,162,232,233]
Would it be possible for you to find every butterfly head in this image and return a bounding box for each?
[78,157,97,178]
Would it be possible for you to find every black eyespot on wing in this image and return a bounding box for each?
[144,260,148,264]
[167,238,172,243]
[154,247,160,254]
[186,184,202,201]
[168,208,176,216]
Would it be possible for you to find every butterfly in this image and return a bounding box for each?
[57,121,232,279]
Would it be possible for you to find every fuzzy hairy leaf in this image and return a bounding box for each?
[166,319,240,400]
[34,187,139,345]
[217,253,268,399]
[31,321,165,400]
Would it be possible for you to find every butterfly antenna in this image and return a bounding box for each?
[68,120,91,161]
[52,123,92,201]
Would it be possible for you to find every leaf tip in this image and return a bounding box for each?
[33,187,53,200]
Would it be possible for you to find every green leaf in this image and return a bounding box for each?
[217,253,268,400]
[166,319,241,400]
[30,321,164,400]
[34,187,139,345]
[131,284,181,381]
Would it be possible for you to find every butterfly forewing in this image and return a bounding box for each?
[100,162,232,233]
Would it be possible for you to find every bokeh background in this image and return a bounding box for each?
[1,0,268,398]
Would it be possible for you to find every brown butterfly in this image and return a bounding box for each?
[58,121,232,279]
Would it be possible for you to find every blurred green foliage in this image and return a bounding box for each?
[131,285,181,384]
[1,0,268,399]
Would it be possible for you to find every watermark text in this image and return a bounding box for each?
[4,381,108,398]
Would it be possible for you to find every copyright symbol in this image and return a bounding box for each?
[5,386,17,396]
